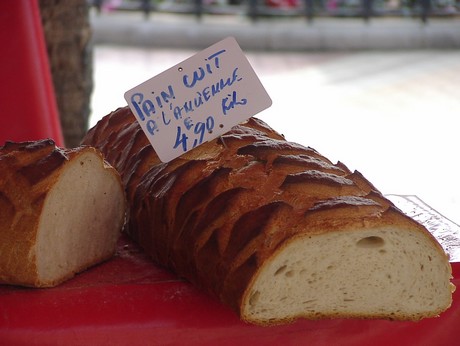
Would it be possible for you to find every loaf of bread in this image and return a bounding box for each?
[83,106,454,325]
[0,139,126,287]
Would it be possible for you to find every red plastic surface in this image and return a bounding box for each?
[1,235,459,346]
[0,0,64,146]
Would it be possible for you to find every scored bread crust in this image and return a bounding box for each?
[0,139,126,287]
[82,107,453,324]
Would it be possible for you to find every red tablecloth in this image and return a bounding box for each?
[1,235,458,346]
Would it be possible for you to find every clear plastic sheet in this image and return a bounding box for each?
[387,194,460,262]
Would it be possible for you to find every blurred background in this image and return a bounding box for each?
[38,0,460,223]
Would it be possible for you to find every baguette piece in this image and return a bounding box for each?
[83,106,454,325]
[0,139,126,287]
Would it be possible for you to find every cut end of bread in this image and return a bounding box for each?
[242,227,453,325]
[35,149,126,287]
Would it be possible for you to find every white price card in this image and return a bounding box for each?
[124,37,272,162]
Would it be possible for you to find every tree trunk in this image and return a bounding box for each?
[39,0,93,148]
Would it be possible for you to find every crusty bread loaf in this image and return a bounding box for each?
[0,139,126,287]
[82,106,454,325]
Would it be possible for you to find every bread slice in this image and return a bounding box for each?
[241,205,453,324]
[82,107,454,325]
[0,139,126,287]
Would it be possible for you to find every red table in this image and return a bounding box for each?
[1,235,459,346]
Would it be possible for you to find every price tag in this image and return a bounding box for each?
[124,37,272,162]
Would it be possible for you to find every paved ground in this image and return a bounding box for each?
[89,12,460,224]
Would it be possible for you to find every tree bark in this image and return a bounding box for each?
[39,0,93,148]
